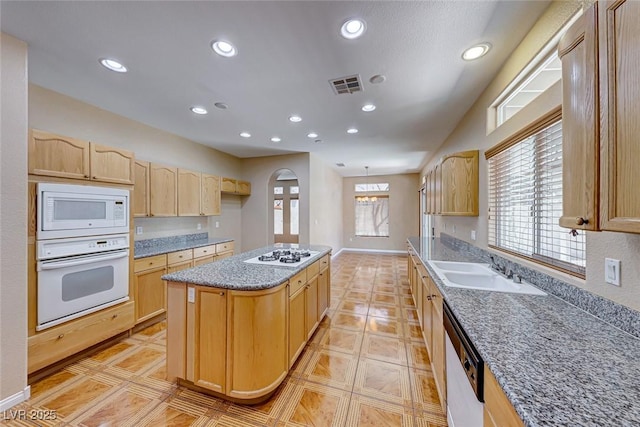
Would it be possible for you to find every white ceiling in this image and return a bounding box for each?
[1,0,549,177]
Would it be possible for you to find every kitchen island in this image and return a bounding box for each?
[162,244,331,403]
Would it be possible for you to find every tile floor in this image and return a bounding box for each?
[3,252,447,426]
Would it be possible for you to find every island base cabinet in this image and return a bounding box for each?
[317,269,329,319]
[289,287,307,368]
[305,277,319,340]
[227,285,288,400]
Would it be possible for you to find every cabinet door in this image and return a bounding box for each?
[178,169,201,216]
[194,255,215,266]
[440,150,479,216]
[150,163,178,217]
[431,289,446,412]
[135,266,167,323]
[221,177,237,193]
[317,269,329,319]
[426,171,433,214]
[434,164,442,215]
[133,160,150,217]
[201,174,221,216]
[305,276,319,339]
[559,6,599,230]
[167,260,194,273]
[236,180,251,196]
[289,287,306,368]
[421,276,433,354]
[599,0,640,233]
[193,286,227,393]
[28,129,90,179]
[89,143,134,184]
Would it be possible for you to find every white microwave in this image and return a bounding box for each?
[37,183,129,239]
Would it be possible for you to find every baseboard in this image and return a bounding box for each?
[0,386,31,412]
[339,247,406,254]
[331,248,344,259]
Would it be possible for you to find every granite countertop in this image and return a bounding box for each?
[134,236,234,259]
[161,244,332,290]
[407,236,640,427]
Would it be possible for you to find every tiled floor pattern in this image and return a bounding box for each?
[4,253,447,426]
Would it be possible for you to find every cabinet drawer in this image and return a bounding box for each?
[306,260,320,279]
[319,254,329,271]
[193,245,216,258]
[134,254,167,273]
[289,270,307,296]
[28,301,134,373]
[168,249,193,265]
[216,241,234,254]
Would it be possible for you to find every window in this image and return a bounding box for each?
[487,110,586,276]
[355,196,389,237]
[355,183,390,192]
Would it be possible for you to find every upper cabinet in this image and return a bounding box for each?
[178,169,202,216]
[440,150,479,216]
[29,129,134,184]
[558,6,599,231]
[201,173,221,216]
[424,150,478,216]
[560,1,640,234]
[599,0,640,233]
[133,160,150,217]
[150,163,178,217]
[221,177,251,196]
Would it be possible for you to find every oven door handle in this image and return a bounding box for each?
[37,250,129,271]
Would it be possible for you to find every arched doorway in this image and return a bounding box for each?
[270,169,299,244]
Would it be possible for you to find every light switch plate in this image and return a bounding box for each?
[215,221,220,228]
[605,258,621,286]
[135,226,143,235]
[197,223,202,230]
[471,230,477,241]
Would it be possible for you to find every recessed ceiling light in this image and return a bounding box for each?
[347,128,359,134]
[307,132,318,138]
[99,58,127,73]
[214,102,229,110]
[314,139,322,143]
[271,137,281,143]
[362,104,376,112]
[462,43,491,61]
[190,106,208,115]
[212,40,237,57]
[369,74,386,84]
[240,132,251,138]
[341,19,366,39]
[289,115,302,123]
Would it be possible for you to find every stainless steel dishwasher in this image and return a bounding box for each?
[444,301,484,427]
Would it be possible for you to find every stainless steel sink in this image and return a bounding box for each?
[427,260,547,296]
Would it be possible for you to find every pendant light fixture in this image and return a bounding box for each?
[357,166,377,204]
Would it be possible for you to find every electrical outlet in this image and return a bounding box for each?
[197,223,202,230]
[452,225,456,233]
[215,221,220,228]
[187,287,195,303]
[471,230,476,241]
[605,258,621,286]
[135,226,143,235]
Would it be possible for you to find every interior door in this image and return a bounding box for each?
[274,179,299,244]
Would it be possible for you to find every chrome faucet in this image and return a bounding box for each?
[489,255,505,274]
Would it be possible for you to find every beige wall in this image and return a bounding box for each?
[421,1,640,312]
[28,85,244,248]
[0,33,29,404]
[343,173,419,252]
[309,154,343,252]
[241,153,311,251]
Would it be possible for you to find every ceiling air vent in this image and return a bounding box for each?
[336,163,346,167]
[329,74,362,95]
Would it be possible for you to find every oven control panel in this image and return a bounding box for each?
[37,233,130,260]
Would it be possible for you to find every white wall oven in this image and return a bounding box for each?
[36,183,131,331]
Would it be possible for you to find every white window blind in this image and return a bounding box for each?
[355,196,389,237]
[488,119,586,276]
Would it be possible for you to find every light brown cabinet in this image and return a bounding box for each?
[133,160,151,217]
[288,284,307,367]
[317,268,329,319]
[558,6,599,231]
[201,173,221,216]
[221,177,251,195]
[178,169,201,216]
[167,249,194,273]
[599,0,640,233]
[150,163,178,217]
[305,276,319,339]
[133,254,167,324]
[440,150,479,216]
[29,129,134,184]
[484,366,524,427]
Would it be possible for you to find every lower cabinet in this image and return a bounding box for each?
[133,254,167,324]
[484,366,524,427]
[305,276,319,339]
[317,267,329,319]
[288,285,307,367]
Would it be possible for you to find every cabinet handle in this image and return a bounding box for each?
[150,213,154,217]
[298,280,303,284]
[84,174,89,178]
[219,291,225,296]
[112,314,118,319]
[427,296,432,301]
[179,255,183,258]
[149,262,154,266]
[576,217,588,226]
[203,250,208,253]
[57,334,64,339]
[92,176,97,179]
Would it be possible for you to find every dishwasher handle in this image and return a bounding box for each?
[38,250,129,271]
